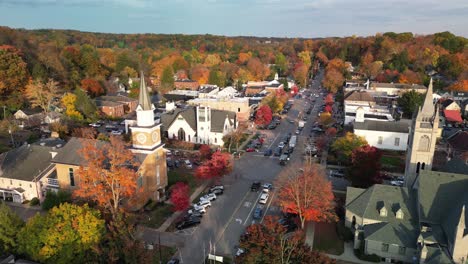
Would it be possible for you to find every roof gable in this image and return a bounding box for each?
[344,90,375,102]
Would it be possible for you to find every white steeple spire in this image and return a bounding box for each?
[420,78,435,118]
[136,71,155,127]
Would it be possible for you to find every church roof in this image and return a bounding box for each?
[353,119,411,133]
[160,107,236,133]
[344,90,375,102]
[420,78,435,118]
[138,72,153,111]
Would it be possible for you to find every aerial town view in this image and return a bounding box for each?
[0,1,466,263]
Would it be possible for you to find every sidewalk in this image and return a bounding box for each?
[157,181,210,232]
[328,242,385,264]
[136,226,185,248]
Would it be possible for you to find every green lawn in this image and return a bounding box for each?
[152,245,177,263]
[144,203,173,228]
[167,169,199,193]
[380,156,402,167]
[313,222,344,255]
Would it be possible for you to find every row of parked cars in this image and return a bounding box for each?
[176,185,224,230]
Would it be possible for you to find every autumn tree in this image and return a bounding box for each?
[17,203,105,264]
[349,145,383,187]
[397,89,424,118]
[324,105,333,113]
[0,202,24,255]
[448,80,468,92]
[75,136,140,219]
[331,132,368,164]
[170,182,190,212]
[293,63,309,87]
[61,93,84,120]
[74,88,98,120]
[262,93,284,114]
[72,127,98,139]
[276,164,337,229]
[81,78,104,97]
[322,69,344,93]
[25,78,61,113]
[255,105,273,126]
[190,64,210,85]
[325,93,334,105]
[195,151,233,181]
[238,216,336,264]
[199,144,213,161]
[160,66,175,93]
[0,46,29,96]
[223,123,247,152]
[319,112,334,127]
[247,57,270,81]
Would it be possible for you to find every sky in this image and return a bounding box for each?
[0,0,467,38]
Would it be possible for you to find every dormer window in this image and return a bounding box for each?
[396,208,404,219]
[379,206,387,217]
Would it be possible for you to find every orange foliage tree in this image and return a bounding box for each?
[449,80,468,92]
[276,164,337,229]
[81,78,104,97]
[75,136,140,219]
[195,151,233,181]
[247,57,270,81]
[190,64,210,84]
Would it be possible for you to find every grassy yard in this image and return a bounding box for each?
[380,156,401,167]
[313,222,345,255]
[143,203,173,228]
[167,168,200,194]
[152,245,177,263]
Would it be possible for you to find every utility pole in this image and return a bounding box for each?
[158,234,162,264]
[2,106,6,119]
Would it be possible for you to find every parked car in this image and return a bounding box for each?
[246,146,256,152]
[274,147,282,157]
[200,193,216,201]
[184,159,192,169]
[196,199,211,209]
[278,141,285,149]
[209,188,223,195]
[189,204,206,214]
[295,129,301,135]
[329,169,345,178]
[391,180,404,186]
[176,218,201,230]
[264,148,273,156]
[251,181,261,192]
[263,183,273,190]
[166,158,174,168]
[267,123,277,130]
[259,193,269,204]
[209,185,224,192]
[111,130,123,135]
[253,207,263,219]
[89,123,101,128]
[167,258,180,264]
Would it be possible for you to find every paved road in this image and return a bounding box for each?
[173,70,334,263]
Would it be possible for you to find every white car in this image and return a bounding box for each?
[200,193,216,201]
[278,142,285,149]
[259,193,269,204]
[89,123,101,128]
[111,130,123,135]
[189,206,206,214]
[391,180,404,187]
[196,199,211,209]
[184,159,192,169]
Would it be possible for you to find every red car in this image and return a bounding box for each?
[246,147,256,152]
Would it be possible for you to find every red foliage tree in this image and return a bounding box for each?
[277,164,337,229]
[195,151,233,180]
[325,93,334,105]
[81,78,104,97]
[170,182,190,212]
[349,145,383,187]
[324,105,333,113]
[291,85,299,95]
[325,127,337,138]
[255,105,273,126]
[198,144,213,161]
[238,216,336,264]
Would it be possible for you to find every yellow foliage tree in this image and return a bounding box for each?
[61,93,83,120]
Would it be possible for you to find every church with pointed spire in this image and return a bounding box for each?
[404,78,440,188]
[129,72,168,202]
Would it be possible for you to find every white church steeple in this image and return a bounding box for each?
[136,72,155,127]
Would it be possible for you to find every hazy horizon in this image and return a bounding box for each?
[0,0,467,38]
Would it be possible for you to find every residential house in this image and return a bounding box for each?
[174,79,199,90]
[198,85,220,98]
[217,86,238,98]
[0,138,65,203]
[345,170,468,264]
[447,131,468,160]
[440,99,461,111]
[163,90,199,102]
[52,74,168,207]
[14,108,44,127]
[353,108,411,151]
[44,111,62,124]
[160,106,237,146]
[187,97,251,122]
[96,95,138,113]
[245,79,284,96]
[443,110,463,123]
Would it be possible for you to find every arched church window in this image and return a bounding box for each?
[418,135,430,152]
[178,128,186,141]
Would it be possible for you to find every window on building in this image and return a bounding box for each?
[215,138,217,144]
[378,136,383,145]
[398,246,406,255]
[137,174,143,188]
[381,243,389,252]
[156,165,160,185]
[394,137,400,146]
[69,168,75,187]
[10,180,13,185]
[30,184,32,188]
[238,108,240,112]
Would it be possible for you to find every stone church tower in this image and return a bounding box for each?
[130,72,167,202]
[404,79,439,188]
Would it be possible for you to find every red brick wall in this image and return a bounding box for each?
[174,81,199,90]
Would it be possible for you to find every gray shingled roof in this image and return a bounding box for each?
[363,220,419,248]
[211,109,236,133]
[346,185,418,223]
[354,120,410,133]
[424,245,453,264]
[440,158,468,175]
[0,144,55,181]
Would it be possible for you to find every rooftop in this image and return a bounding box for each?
[354,119,411,133]
[344,90,375,102]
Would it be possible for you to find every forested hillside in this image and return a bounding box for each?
[0,26,466,112]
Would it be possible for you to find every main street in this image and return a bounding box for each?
[175,70,326,263]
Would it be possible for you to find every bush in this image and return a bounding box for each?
[354,242,381,262]
[336,224,354,242]
[30,197,40,206]
[41,190,71,210]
